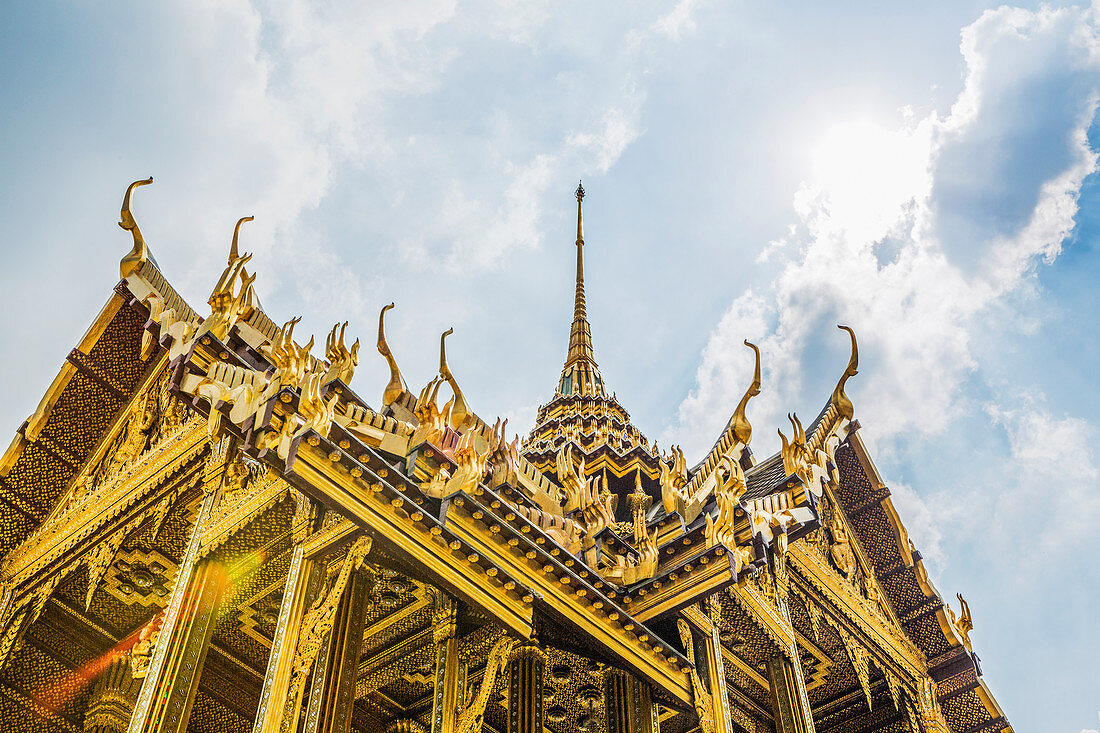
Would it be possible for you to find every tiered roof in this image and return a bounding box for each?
[524,183,664,510]
[0,178,1013,733]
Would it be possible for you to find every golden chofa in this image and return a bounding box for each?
[0,180,1010,733]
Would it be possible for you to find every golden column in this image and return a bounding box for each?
[766,654,814,733]
[302,566,373,733]
[252,496,322,733]
[126,439,232,733]
[766,548,816,733]
[506,641,545,733]
[252,542,321,733]
[702,599,735,733]
[603,669,660,733]
[679,610,734,733]
[429,591,461,733]
[252,532,372,733]
[85,653,140,733]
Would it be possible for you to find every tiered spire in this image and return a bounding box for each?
[526,183,658,492]
[558,182,605,397]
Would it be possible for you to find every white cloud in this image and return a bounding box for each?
[440,152,560,271]
[567,85,647,174]
[126,0,671,343]
[984,401,1100,561]
[887,479,951,569]
[668,3,1100,465]
[651,0,703,41]
[395,81,646,274]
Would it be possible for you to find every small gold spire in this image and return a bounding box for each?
[629,467,650,545]
[229,216,254,265]
[377,303,407,409]
[729,340,762,446]
[830,325,859,421]
[118,177,153,278]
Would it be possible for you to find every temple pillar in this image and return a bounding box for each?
[126,489,227,733]
[506,641,545,733]
[698,599,735,733]
[679,609,735,733]
[428,592,461,733]
[302,567,373,733]
[252,533,372,733]
[766,654,815,733]
[252,543,322,733]
[604,669,659,733]
[84,653,140,733]
[766,549,815,733]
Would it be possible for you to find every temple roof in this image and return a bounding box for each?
[0,178,1013,733]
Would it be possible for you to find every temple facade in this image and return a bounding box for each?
[0,179,1012,733]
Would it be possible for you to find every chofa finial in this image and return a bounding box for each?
[229,216,254,265]
[377,303,407,409]
[831,325,859,421]
[439,328,471,431]
[119,177,154,278]
[730,340,762,447]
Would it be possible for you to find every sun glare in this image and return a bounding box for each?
[807,116,933,244]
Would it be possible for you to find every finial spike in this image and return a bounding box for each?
[378,303,407,408]
[575,180,585,245]
[230,216,254,265]
[119,177,154,278]
[831,325,860,421]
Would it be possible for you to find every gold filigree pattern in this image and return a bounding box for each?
[284,536,373,730]
[676,618,714,733]
[0,189,1012,733]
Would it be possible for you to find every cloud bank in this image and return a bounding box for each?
[670,3,1100,566]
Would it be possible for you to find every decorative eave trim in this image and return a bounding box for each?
[846,432,915,568]
[0,291,125,479]
[0,421,208,585]
[727,581,798,659]
[40,348,171,535]
[197,472,291,558]
[788,543,927,680]
[840,429,1003,731]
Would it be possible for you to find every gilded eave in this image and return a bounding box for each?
[173,326,697,707]
[0,283,156,560]
[832,429,1013,733]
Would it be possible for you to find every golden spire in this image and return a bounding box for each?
[228,216,254,265]
[830,325,859,421]
[558,182,605,397]
[567,181,594,366]
[119,177,153,278]
[377,303,408,409]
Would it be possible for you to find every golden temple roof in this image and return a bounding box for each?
[0,178,1013,733]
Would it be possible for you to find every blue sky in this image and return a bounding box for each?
[1,1,1097,729]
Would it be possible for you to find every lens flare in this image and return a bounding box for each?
[29,611,162,715]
